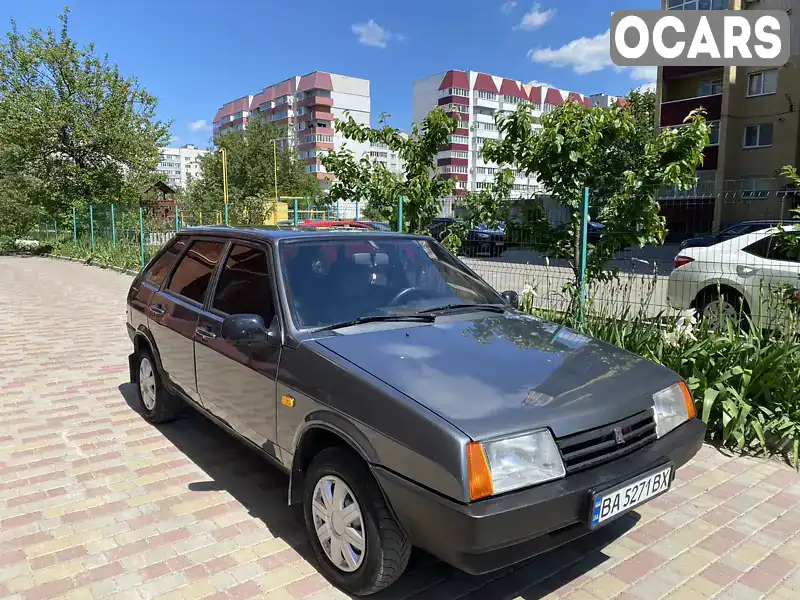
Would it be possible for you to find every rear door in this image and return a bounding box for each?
[194,242,281,454]
[149,238,226,405]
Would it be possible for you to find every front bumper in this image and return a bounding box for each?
[374,418,705,575]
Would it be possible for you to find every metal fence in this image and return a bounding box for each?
[24,184,800,328]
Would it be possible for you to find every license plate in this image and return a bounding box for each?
[590,464,673,528]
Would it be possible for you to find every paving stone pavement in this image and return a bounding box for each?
[1,255,800,600]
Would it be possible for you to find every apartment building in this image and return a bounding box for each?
[155,144,210,188]
[212,72,374,189]
[657,0,800,234]
[413,70,606,213]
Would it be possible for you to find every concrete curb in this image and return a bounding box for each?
[42,253,138,277]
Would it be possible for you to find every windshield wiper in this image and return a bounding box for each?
[419,303,507,314]
[316,314,435,332]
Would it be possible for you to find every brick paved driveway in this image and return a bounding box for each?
[1,256,800,600]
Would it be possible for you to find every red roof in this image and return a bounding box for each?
[251,86,276,108]
[474,73,498,94]
[617,98,628,107]
[438,70,469,91]
[528,86,542,104]
[213,96,251,122]
[298,71,333,93]
[583,96,591,107]
[499,78,526,98]
[567,92,584,105]
[274,78,295,98]
[544,88,564,106]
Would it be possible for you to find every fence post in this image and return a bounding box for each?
[111,204,117,249]
[72,207,77,244]
[293,199,299,227]
[89,205,95,250]
[578,187,590,328]
[224,204,230,226]
[175,206,180,233]
[139,207,145,269]
[397,196,404,233]
[355,201,359,221]
[307,199,311,220]
[54,219,58,242]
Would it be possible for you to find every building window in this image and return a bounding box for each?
[747,70,778,97]
[503,95,520,104]
[697,79,723,96]
[543,103,557,113]
[708,120,720,146]
[478,122,497,131]
[668,0,726,8]
[475,90,498,101]
[744,123,774,148]
[448,135,469,145]
[741,176,772,198]
[449,104,469,114]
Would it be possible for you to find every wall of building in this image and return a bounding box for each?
[155,145,211,188]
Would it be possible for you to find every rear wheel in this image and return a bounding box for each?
[696,289,749,331]
[136,349,183,424]
[303,447,410,596]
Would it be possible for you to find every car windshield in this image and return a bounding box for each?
[279,236,504,329]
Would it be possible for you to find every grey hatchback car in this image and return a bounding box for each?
[126,227,705,596]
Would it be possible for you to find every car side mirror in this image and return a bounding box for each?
[501,290,519,309]
[221,314,281,346]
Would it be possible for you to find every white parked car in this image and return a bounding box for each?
[667,225,800,328]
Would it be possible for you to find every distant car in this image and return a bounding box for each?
[668,225,800,328]
[128,227,704,596]
[426,217,505,257]
[356,220,392,231]
[679,220,800,251]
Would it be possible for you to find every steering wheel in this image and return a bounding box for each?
[386,286,429,307]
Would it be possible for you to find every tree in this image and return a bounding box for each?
[321,110,458,232]
[0,8,171,216]
[182,118,321,224]
[482,98,709,284]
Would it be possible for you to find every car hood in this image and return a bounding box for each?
[315,312,680,440]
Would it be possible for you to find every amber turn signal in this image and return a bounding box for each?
[466,441,494,501]
[678,381,696,420]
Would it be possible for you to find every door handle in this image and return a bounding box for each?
[195,326,216,340]
[149,304,165,316]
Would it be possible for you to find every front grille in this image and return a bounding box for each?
[556,410,657,475]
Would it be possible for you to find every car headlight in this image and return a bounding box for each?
[653,381,695,438]
[466,430,565,500]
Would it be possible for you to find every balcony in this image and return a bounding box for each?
[473,96,499,110]
[298,95,334,108]
[662,65,723,80]
[660,93,722,127]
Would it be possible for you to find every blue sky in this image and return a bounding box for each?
[2,1,658,148]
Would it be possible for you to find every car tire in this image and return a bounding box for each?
[303,447,410,596]
[135,348,183,424]
[696,289,749,332]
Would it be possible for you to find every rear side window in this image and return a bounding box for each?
[743,236,770,259]
[212,245,275,325]
[144,239,186,288]
[166,240,225,304]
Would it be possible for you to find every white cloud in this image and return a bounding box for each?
[515,3,555,31]
[351,19,398,48]
[501,1,518,14]
[527,79,553,88]
[188,119,211,132]
[528,29,656,86]
[528,30,612,74]
[630,66,657,81]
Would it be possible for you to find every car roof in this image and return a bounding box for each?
[177,225,427,242]
[709,223,800,249]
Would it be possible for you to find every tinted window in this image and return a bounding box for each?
[144,239,186,287]
[166,240,225,304]
[212,245,275,325]
[280,237,502,329]
[743,236,770,258]
[768,233,800,263]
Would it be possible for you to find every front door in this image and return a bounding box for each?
[150,239,226,405]
[195,243,281,454]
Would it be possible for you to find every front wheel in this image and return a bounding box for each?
[303,447,410,596]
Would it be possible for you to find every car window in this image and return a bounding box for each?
[720,224,749,237]
[280,236,503,329]
[166,240,225,304]
[742,236,770,259]
[212,244,275,325]
[767,233,800,263]
[143,238,186,288]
